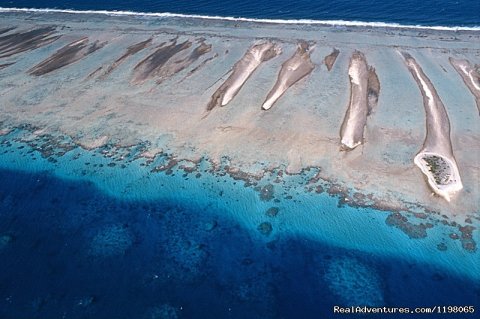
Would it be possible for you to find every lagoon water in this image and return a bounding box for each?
[0,2,479,319]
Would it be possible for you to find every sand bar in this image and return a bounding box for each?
[401,52,463,202]
[340,51,369,149]
[340,51,379,150]
[449,57,480,115]
[324,48,339,71]
[207,42,280,111]
[262,41,314,110]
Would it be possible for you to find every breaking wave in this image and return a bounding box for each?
[1,7,480,31]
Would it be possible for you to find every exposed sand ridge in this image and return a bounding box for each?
[449,58,480,115]
[340,51,379,150]
[324,48,340,71]
[207,42,280,111]
[262,41,315,110]
[401,52,463,202]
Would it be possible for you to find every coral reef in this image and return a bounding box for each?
[386,212,433,239]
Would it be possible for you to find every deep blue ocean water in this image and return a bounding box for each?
[0,166,478,319]
[1,0,480,27]
[0,128,479,318]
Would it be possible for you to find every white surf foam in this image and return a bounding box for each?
[1,7,480,32]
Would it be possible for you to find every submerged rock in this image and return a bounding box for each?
[265,207,279,217]
[437,243,448,251]
[76,295,96,308]
[257,222,273,236]
[385,212,432,239]
[259,184,275,201]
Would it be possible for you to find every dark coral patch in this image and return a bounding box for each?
[385,212,433,239]
[265,207,279,217]
[259,184,275,201]
[257,222,273,236]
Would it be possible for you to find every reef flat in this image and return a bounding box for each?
[1,12,478,210]
[0,10,479,318]
[0,10,479,239]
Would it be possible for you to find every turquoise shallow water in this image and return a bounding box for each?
[0,128,478,318]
